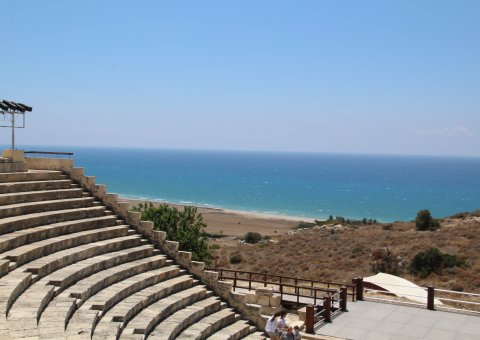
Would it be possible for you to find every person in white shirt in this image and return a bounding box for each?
[277,311,287,334]
[265,312,281,340]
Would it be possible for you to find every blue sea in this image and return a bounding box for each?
[20,146,480,222]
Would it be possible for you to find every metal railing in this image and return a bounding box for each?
[212,268,356,305]
[24,151,73,159]
[213,268,356,304]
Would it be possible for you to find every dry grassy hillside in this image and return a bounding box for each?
[209,214,480,293]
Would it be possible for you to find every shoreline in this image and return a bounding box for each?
[120,196,313,236]
[120,195,317,222]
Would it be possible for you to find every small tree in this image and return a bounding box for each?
[371,247,400,275]
[415,209,440,231]
[132,202,211,262]
[244,232,262,244]
[229,253,243,264]
[410,247,464,277]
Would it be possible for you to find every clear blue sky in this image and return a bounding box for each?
[2,0,479,156]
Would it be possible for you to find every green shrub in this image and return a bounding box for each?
[314,216,377,226]
[132,202,210,262]
[229,254,243,264]
[410,247,464,277]
[209,243,221,250]
[259,241,270,249]
[352,246,365,257]
[296,221,315,229]
[205,231,225,239]
[415,209,440,231]
[244,232,263,244]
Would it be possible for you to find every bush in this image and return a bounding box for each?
[244,232,263,244]
[209,243,221,250]
[371,247,400,275]
[205,231,225,239]
[132,202,211,262]
[314,216,377,226]
[382,224,393,231]
[415,209,440,231]
[351,246,365,257]
[410,247,465,277]
[296,221,315,229]
[229,254,243,264]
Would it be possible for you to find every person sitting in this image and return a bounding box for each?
[280,326,295,340]
[293,325,302,340]
[277,310,287,333]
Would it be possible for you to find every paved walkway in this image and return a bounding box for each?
[317,301,480,340]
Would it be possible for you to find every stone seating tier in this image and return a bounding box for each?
[0,169,260,339]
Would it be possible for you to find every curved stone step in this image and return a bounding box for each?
[47,245,155,290]
[93,274,194,339]
[0,179,72,194]
[0,206,106,236]
[38,253,167,339]
[242,331,267,339]
[0,170,63,183]
[0,197,94,219]
[121,285,209,338]
[6,245,156,330]
[0,188,83,206]
[148,296,222,340]
[25,235,143,277]
[176,308,239,340]
[0,235,142,318]
[1,225,129,270]
[0,271,32,320]
[66,265,180,337]
[206,320,254,340]
[0,260,8,277]
[0,215,117,255]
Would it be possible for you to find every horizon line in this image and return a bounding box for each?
[6,143,480,159]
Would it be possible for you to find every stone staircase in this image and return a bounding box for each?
[0,169,264,339]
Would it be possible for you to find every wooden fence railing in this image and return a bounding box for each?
[212,268,357,306]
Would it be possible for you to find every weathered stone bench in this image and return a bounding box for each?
[206,320,255,340]
[67,266,180,337]
[0,188,83,205]
[0,215,117,255]
[5,245,156,329]
[0,235,142,318]
[93,274,194,339]
[176,307,239,340]
[0,179,73,194]
[148,296,223,340]
[0,170,63,183]
[37,255,169,338]
[0,206,106,236]
[0,197,95,219]
[122,285,209,338]
[2,225,129,269]
[47,244,156,290]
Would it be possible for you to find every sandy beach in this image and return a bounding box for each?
[121,197,314,236]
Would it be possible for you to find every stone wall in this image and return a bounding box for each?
[245,287,282,316]
[25,157,73,172]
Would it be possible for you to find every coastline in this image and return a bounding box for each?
[120,196,314,236]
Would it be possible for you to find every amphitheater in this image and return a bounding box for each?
[0,154,269,339]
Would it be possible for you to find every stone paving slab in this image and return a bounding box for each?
[317,300,480,340]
